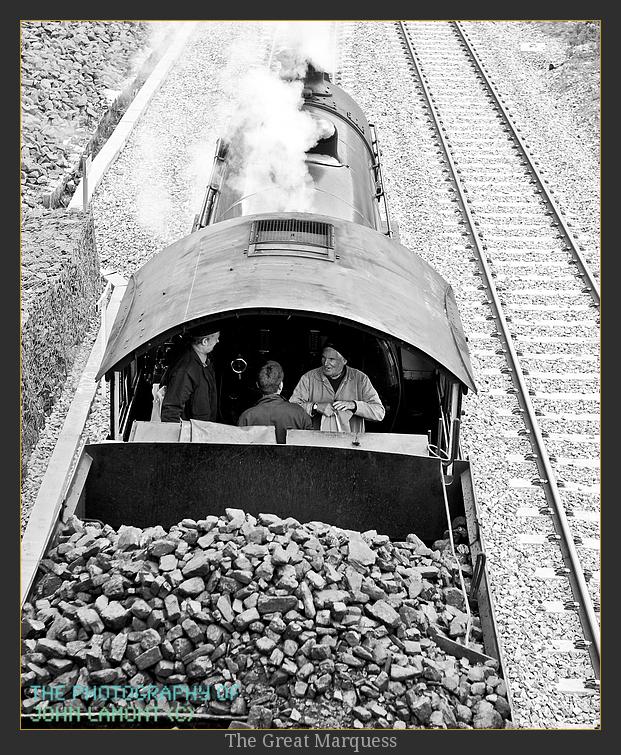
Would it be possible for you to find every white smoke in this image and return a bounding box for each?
[221,21,337,213]
[226,69,335,213]
[268,21,335,78]
[180,27,267,225]
[144,21,337,227]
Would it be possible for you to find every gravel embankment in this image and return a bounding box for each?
[21,20,165,508]
[21,319,102,536]
[21,208,100,474]
[21,21,154,209]
[22,511,509,729]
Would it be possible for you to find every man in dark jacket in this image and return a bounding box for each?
[160,329,220,423]
[238,360,312,443]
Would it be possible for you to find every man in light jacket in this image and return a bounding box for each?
[290,342,385,433]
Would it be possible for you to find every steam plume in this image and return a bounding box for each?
[221,21,337,213]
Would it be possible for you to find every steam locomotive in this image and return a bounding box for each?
[87,63,483,544]
[18,56,512,702]
[85,62,480,540]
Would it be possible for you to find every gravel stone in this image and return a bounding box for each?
[134,645,162,670]
[100,601,130,630]
[177,577,205,596]
[473,700,505,729]
[347,533,377,567]
[366,600,400,628]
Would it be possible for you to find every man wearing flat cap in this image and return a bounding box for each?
[290,341,385,433]
[160,327,220,423]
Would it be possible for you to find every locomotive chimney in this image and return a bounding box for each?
[306,62,331,83]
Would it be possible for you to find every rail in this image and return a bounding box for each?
[453,21,599,308]
[396,20,600,680]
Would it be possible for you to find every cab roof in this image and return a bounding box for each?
[96,213,476,393]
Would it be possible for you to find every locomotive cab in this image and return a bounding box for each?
[116,313,448,443]
[92,207,476,543]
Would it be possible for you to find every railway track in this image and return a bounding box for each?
[392,19,600,710]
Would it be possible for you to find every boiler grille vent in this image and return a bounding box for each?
[248,219,335,260]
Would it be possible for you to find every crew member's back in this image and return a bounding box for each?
[238,360,312,443]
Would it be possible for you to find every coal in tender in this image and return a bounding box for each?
[21,512,509,728]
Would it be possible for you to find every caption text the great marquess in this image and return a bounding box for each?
[225,733,398,751]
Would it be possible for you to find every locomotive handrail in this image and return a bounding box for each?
[196,137,227,230]
[197,185,218,230]
[95,275,114,397]
[369,123,393,237]
[435,379,452,459]
[444,418,461,471]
